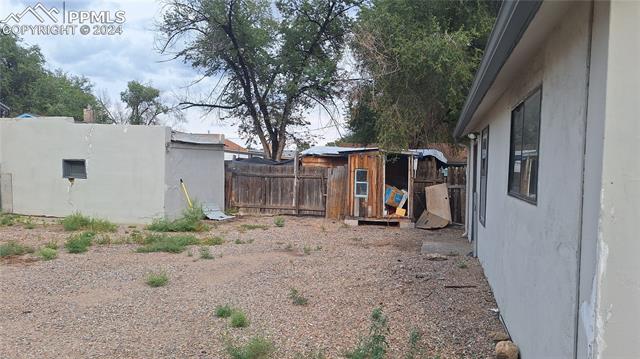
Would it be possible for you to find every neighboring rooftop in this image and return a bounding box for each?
[170,131,224,145]
[224,139,248,153]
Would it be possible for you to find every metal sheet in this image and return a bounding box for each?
[202,202,233,221]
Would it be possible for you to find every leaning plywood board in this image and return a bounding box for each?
[416,183,451,229]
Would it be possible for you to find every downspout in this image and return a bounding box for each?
[573,1,595,358]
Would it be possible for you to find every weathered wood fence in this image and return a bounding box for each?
[411,158,466,224]
[225,161,327,216]
[225,158,466,224]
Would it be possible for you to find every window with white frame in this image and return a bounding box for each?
[354,169,368,198]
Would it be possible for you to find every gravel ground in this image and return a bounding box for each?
[0,215,502,358]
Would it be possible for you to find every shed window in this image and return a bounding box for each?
[354,169,368,198]
[479,126,489,225]
[63,159,87,179]
[508,87,541,203]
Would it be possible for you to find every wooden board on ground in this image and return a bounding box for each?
[416,183,451,229]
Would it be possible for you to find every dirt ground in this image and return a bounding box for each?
[0,215,502,358]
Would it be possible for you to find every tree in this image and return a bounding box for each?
[0,34,98,119]
[346,0,500,148]
[158,0,358,160]
[119,81,168,125]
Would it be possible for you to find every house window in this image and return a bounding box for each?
[508,87,541,203]
[479,126,489,225]
[354,169,368,198]
[63,159,87,179]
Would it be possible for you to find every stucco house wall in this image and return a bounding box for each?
[0,117,168,223]
[468,2,593,357]
[458,1,640,358]
[164,141,225,219]
[0,117,225,223]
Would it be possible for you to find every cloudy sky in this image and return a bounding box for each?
[0,0,347,147]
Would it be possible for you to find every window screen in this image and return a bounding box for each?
[354,169,368,198]
[63,159,87,179]
[508,87,541,203]
[479,126,489,225]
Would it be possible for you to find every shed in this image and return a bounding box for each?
[302,146,462,225]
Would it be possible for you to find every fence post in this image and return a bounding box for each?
[293,150,299,215]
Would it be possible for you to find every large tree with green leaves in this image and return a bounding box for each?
[158,0,358,159]
[119,81,168,125]
[347,0,500,148]
[0,34,99,120]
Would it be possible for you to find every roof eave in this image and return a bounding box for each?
[453,0,543,139]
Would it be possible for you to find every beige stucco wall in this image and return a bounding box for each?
[0,117,169,223]
[467,2,593,357]
[592,1,640,357]
[164,142,225,219]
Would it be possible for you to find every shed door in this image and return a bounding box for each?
[325,165,348,220]
[348,153,383,218]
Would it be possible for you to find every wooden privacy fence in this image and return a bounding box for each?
[225,161,328,216]
[225,159,466,224]
[411,158,466,225]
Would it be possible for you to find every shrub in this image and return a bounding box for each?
[88,218,117,232]
[404,329,423,359]
[457,261,468,269]
[38,247,57,261]
[61,213,90,230]
[289,288,309,306]
[344,308,389,359]
[0,241,35,257]
[273,217,285,227]
[145,272,168,287]
[147,206,207,232]
[65,232,95,253]
[129,230,145,244]
[44,241,59,250]
[239,224,268,231]
[23,217,36,229]
[215,305,233,318]
[199,246,213,259]
[303,246,312,255]
[294,350,325,359]
[61,213,117,232]
[226,336,274,359]
[201,236,224,245]
[230,309,249,328]
[95,234,112,245]
[135,234,199,253]
[0,213,16,226]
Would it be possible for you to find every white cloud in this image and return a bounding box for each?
[1,0,347,146]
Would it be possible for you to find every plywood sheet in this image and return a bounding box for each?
[416,183,451,229]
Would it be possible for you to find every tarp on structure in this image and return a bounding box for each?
[301,146,378,156]
[409,149,448,164]
[416,183,451,229]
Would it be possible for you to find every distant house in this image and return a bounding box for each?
[455,1,638,358]
[0,116,225,223]
[224,139,264,161]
